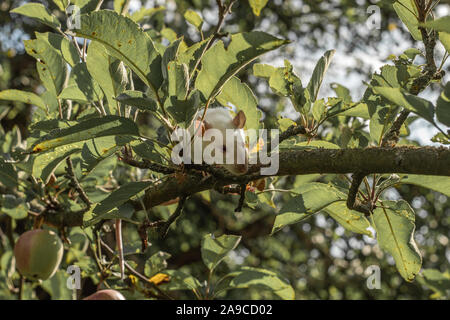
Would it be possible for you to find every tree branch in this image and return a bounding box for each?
[142,146,450,210]
[40,146,450,227]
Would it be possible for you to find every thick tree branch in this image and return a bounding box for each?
[40,146,450,227]
[142,146,450,210]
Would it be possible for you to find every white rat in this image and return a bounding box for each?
[186,107,249,175]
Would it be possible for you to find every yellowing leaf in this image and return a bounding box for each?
[149,273,170,285]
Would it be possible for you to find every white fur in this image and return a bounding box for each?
[189,108,248,175]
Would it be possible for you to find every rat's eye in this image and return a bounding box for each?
[222,145,227,152]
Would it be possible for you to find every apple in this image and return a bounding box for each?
[83,289,126,300]
[14,229,63,281]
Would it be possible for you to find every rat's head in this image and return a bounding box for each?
[194,108,249,175]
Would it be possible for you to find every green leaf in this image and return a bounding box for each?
[0,90,47,111]
[336,103,370,119]
[324,201,372,236]
[74,10,163,93]
[71,0,99,14]
[167,61,189,100]
[86,41,126,111]
[331,83,352,103]
[421,16,450,33]
[439,32,450,53]
[417,269,450,299]
[373,200,422,282]
[369,106,400,144]
[162,38,183,80]
[0,194,28,219]
[51,0,69,11]
[436,82,450,127]
[219,266,295,300]
[178,38,210,75]
[201,233,242,272]
[393,0,422,41]
[113,0,126,13]
[159,270,201,291]
[272,183,346,234]
[195,31,289,101]
[35,32,80,67]
[248,0,269,16]
[184,10,203,30]
[253,63,277,79]
[115,90,158,112]
[41,270,72,300]
[130,7,165,23]
[400,174,450,197]
[24,39,68,96]
[312,99,326,121]
[30,115,140,153]
[0,160,18,189]
[373,86,435,124]
[165,90,200,127]
[11,3,61,30]
[431,132,450,144]
[92,181,152,215]
[253,61,303,103]
[59,62,103,102]
[144,251,171,277]
[85,202,137,226]
[80,135,134,174]
[306,50,336,103]
[217,76,261,131]
[33,145,81,183]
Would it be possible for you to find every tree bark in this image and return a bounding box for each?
[143,146,450,209]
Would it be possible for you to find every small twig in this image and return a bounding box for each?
[99,239,173,300]
[381,109,410,147]
[234,184,247,212]
[57,99,63,119]
[159,196,187,238]
[279,125,307,143]
[346,172,371,215]
[18,275,24,300]
[82,39,87,62]
[115,219,124,280]
[119,148,176,174]
[65,157,91,209]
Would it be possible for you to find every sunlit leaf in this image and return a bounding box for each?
[74,10,163,93]
[324,201,372,236]
[195,31,289,101]
[11,3,61,29]
[201,233,242,272]
[373,200,422,282]
[30,115,139,153]
[86,41,126,111]
[400,174,450,197]
[393,0,422,40]
[272,183,346,234]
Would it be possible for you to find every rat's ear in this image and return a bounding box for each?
[232,110,246,129]
[194,119,212,136]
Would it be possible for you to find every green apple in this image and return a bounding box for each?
[14,229,64,281]
[83,289,126,300]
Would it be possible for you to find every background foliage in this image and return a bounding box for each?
[0,0,449,300]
